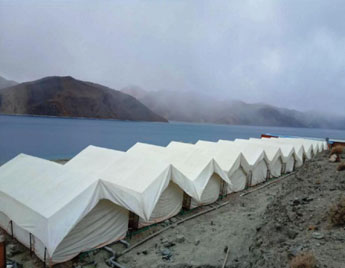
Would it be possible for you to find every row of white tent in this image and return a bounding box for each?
[0,137,327,265]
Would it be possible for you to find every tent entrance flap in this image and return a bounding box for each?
[190,173,222,209]
[228,167,247,193]
[138,182,183,228]
[129,212,140,231]
[182,192,192,210]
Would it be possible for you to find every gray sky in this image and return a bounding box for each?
[1,0,345,115]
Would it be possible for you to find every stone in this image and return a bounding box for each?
[329,154,337,162]
[291,198,300,206]
[194,239,200,246]
[6,244,22,257]
[170,217,178,223]
[288,245,303,257]
[286,229,298,239]
[162,238,175,248]
[275,223,282,231]
[161,248,172,260]
[175,234,185,243]
[312,232,324,240]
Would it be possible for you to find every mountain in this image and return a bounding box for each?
[0,75,17,89]
[0,76,167,122]
[122,86,345,129]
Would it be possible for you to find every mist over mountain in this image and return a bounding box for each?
[0,76,167,122]
[0,75,17,89]
[122,86,345,129]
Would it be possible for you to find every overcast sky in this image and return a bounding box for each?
[1,0,344,115]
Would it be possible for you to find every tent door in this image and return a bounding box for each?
[282,163,286,174]
[266,166,271,180]
[182,192,192,210]
[246,171,252,188]
[128,212,139,231]
[219,180,227,197]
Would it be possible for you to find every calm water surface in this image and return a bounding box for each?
[1,115,345,165]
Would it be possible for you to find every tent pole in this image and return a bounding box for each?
[43,247,47,268]
[29,233,32,257]
[10,221,13,239]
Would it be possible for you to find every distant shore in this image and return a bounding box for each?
[0,112,170,123]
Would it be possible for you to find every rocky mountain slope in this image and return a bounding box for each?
[0,75,17,89]
[0,76,167,122]
[122,86,345,129]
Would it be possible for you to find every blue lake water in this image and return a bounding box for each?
[1,114,345,165]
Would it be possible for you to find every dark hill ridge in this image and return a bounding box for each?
[0,76,167,122]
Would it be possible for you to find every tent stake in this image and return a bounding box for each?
[222,246,230,268]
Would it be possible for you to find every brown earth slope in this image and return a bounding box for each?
[0,76,167,122]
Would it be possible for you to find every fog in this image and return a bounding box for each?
[1,0,345,115]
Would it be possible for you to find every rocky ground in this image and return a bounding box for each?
[3,151,345,268]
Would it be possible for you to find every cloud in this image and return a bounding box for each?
[0,0,344,115]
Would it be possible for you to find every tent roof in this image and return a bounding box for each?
[0,154,67,218]
[217,140,267,167]
[249,138,294,157]
[127,142,230,200]
[234,139,283,163]
[99,152,171,193]
[249,138,302,164]
[194,140,250,174]
[64,145,125,174]
[279,138,314,155]
[261,137,305,159]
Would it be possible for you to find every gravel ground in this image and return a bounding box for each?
[3,151,345,268]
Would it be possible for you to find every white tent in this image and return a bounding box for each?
[318,140,326,151]
[194,140,251,192]
[313,139,324,153]
[261,137,305,166]
[304,139,320,154]
[97,152,184,228]
[64,145,125,174]
[234,139,284,177]
[0,154,129,264]
[218,140,269,186]
[278,138,314,159]
[249,138,301,172]
[127,142,230,209]
[65,145,184,229]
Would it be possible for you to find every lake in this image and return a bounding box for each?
[1,114,345,165]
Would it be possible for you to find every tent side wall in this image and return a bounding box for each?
[190,173,222,209]
[269,156,283,178]
[52,199,129,263]
[227,166,247,193]
[138,182,183,228]
[251,160,268,186]
[0,211,47,262]
[285,155,295,173]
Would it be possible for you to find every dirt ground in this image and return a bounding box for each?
[3,151,345,268]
